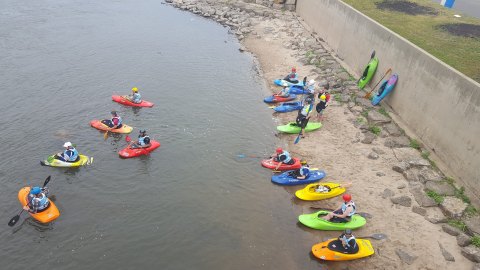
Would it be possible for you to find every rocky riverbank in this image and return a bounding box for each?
[166,0,480,269]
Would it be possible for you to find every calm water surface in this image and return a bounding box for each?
[0,0,334,269]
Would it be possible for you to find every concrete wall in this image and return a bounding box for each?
[296,0,480,196]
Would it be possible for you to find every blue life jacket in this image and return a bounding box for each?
[278,151,292,163]
[132,93,141,103]
[111,116,122,126]
[64,148,79,161]
[138,136,150,146]
[29,193,49,211]
[299,166,310,177]
[340,234,357,248]
[341,201,356,216]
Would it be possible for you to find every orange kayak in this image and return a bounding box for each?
[90,120,133,134]
[312,238,374,261]
[18,187,60,223]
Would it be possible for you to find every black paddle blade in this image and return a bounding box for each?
[40,161,46,166]
[43,175,51,187]
[8,215,20,227]
[303,76,307,85]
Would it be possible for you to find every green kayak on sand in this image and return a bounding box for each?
[358,57,379,89]
[277,122,322,134]
[298,210,366,230]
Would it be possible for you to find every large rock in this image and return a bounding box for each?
[393,161,410,173]
[395,249,418,265]
[372,147,386,155]
[384,123,402,136]
[462,245,480,263]
[438,242,455,262]
[391,196,412,207]
[442,224,464,236]
[361,132,376,144]
[382,188,395,199]
[425,207,447,224]
[402,168,421,182]
[410,185,438,207]
[425,181,456,196]
[367,110,391,124]
[457,233,472,247]
[441,197,468,218]
[385,136,411,148]
[418,167,443,183]
[465,215,480,235]
[408,159,431,167]
[412,206,427,216]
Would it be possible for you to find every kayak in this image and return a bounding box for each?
[271,170,326,186]
[273,101,303,113]
[358,57,379,89]
[40,154,92,167]
[18,187,60,223]
[298,210,366,230]
[264,94,297,103]
[371,74,398,105]
[118,140,161,158]
[274,79,305,87]
[90,120,133,134]
[277,122,322,134]
[261,158,301,171]
[295,182,346,201]
[112,95,154,108]
[288,85,308,95]
[312,238,375,261]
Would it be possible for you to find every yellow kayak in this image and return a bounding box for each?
[312,238,374,261]
[40,154,93,167]
[295,182,346,201]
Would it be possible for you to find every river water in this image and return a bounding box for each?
[0,0,331,269]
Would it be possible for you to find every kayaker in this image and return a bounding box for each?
[278,82,290,97]
[318,83,331,102]
[315,94,327,120]
[296,99,313,138]
[305,79,316,96]
[101,111,123,129]
[130,130,151,149]
[284,67,299,83]
[23,186,50,213]
[272,147,295,170]
[322,194,356,222]
[292,159,310,179]
[330,229,358,254]
[55,142,79,162]
[126,87,142,104]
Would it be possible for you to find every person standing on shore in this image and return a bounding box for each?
[315,94,328,120]
[297,97,313,138]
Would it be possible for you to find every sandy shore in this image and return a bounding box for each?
[167,0,477,269]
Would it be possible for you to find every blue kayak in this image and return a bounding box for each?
[288,85,308,95]
[274,79,305,87]
[273,101,303,113]
[271,170,326,186]
[264,94,297,103]
[372,74,398,105]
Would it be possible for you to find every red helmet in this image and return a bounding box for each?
[291,67,296,72]
[342,194,352,202]
[276,147,283,154]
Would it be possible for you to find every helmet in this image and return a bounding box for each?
[308,79,315,85]
[282,82,289,87]
[30,187,42,195]
[139,129,146,134]
[291,67,296,72]
[111,111,118,116]
[342,194,352,202]
[132,87,138,92]
[63,142,72,148]
[300,159,307,165]
[305,97,313,104]
[344,229,353,235]
[276,147,283,154]
[320,94,326,101]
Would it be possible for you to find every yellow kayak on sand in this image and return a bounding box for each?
[312,238,374,261]
[295,182,346,201]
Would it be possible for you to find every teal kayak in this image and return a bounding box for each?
[298,210,366,230]
[358,57,378,89]
[277,122,322,134]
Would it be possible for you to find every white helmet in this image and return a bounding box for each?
[63,142,73,148]
[308,79,315,85]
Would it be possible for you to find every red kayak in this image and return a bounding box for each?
[118,140,161,158]
[112,95,154,108]
[263,94,297,103]
[261,158,301,171]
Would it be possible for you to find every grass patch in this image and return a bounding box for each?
[448,219,467,231]
[378,107,389,117]
[472,235,480,248]
[356,117,365,124]
[410,139,421,150]
[445,177,455,185]
[421,151,430,159]
[334,93,342,102]
[465,205,478,217]
[369,125,381,135]
[455,186,471,204]
[426,190,444,204]
[341,0,480,82]
[360,110,369,118]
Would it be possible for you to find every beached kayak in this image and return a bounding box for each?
[261,158,301,171]
[298,210,366,230]
[40,154,92,167]
[295,183,346,201]
[288,85,308,95]
[90,120,133,134]
[277,122,322,134]
[274,79,305,87]
[118,140,161,158]
[18,187,60,223]
[112,95,154,108]
[312,238,375,261]
[271,170,326,186]
[264,94,297,103]
[358,57,378,89]
[273,101,303,113]
[371,74,398,105]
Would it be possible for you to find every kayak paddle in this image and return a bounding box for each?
[358,233,387,240]
[294,116,311,144]
[364,68,392,99]
[125,135,132,143]
[8,176,51,227]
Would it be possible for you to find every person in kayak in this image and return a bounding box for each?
[315,94,328,120]
[23,186,50,213]
[130,130,151,149]
[126,87,142,104]
[322,194,356,222]
[296,98,313,138]
[329,229,358,254]
[55,142,79,162]
[278,82,291,97]
[284,67,299,83]
[291,159,310,179]
[271,147,295,170]
[101,111,123,129]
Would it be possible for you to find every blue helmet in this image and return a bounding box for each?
[30,187,42,195]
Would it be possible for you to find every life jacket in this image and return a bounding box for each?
[29,193,49,211]
[132,93,141,103]
[340,234,357,248]
[138,135,150,146]
[300,104,311,117]
[64,148,79,161]
[278,151,292,163]
[306,83,315,94]
[280,87,290,96]
[341,201,356,216]
[289,72,298,81]
[111,116,122,126]
[299,165,310,177]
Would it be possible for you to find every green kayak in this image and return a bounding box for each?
[298,210,366,230]
[277,122,322,134]
[358,57,379,89]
